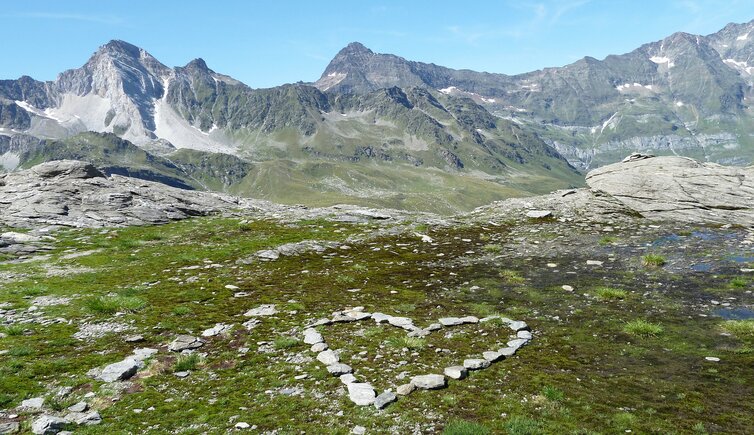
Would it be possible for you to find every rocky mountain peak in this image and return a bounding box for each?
[183,58,211,72]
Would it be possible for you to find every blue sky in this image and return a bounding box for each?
[2,0,754,88]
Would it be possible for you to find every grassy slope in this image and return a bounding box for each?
[0,216,752,433]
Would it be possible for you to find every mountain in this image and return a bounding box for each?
[0,41,584,213]
[316,21,754,169]
[5,19,754,212]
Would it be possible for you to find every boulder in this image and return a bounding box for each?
[410,374,447,389]
[31,415,69,434]
[586,156,754,226]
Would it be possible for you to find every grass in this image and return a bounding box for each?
[599,236,618,245]
[482,244,503,254]
[273,337,300,350]
[85,295,146,314]
[1,215,753,433]
[499,269,525,284]
[594,287,629,300]
[172,306,193,316]
[721,320,754,339]
[623,319,664,337]
[503,416,541,435]
[541,385,565,402]
[442,420,491,435]
[387,336,426,350]
[1,324,25,336]
[642,254,667,267]
[174,354,200,372]
[729,277,749,289]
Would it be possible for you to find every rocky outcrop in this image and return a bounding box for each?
[586,155,754,226]
[0,160,250,228]
[473,155,754,227]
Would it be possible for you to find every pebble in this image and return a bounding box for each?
[705,357,720,362]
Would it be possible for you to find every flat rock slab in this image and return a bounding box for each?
[463,359,491,370]
[31,415,69,435]
[303,329,324,345]
[586,156,754,226]
[439,317,463,326]
[374,391,397,409]
[410,374,447,389]
[526,210,553,218]
[444,366,468,380]
[326,363,353,376]
[20,397,45,410]
[168,335,204,352]
[316,350,339,365]
[98,359,139,382]
[244,304,278,317]
[347,382,376,406]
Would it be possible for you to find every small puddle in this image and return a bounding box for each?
[691,263,712,272]
[730,255,754,263]
[714,307,754,320]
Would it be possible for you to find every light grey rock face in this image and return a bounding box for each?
[508,321,529,332]
[98,358,139,382]
[517,330,533,340]
[31,415,69,434]
[463,359,491,370]
[67,402,88,413]
[201,323,233,337]
[310,342,328,352]
[340,374,357,384]
[396,383,416,396]
[444,366,468,380]
[0,160,250,228]
[483,350,505,362]
[439,317,463,327]
[0,422,20,434]
[168,335,204,352]
[498,347,517,357]
[526,210,552,219]
[347,382,376,406]
[316,350,339,365]
[507,338,529,349]
[20,397,45,410]
[244,304,278,317]
[326,363,353,376]
[303,329,324,345]
[65,411,101,426]
[586,156,754,226]
[374,391,397,409]
[410,374,447,389]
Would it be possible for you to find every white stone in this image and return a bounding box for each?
[444,366,468,379]
[410,374,447,389]
[347,383,376,406]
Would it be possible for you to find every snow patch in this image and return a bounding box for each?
[723,58,754,75]
[650,56,674,68]
[615,83,654,92]
[153,98,235,153]
[439,86,458,94]
[675,101,684,107]
[737,32,749,41]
